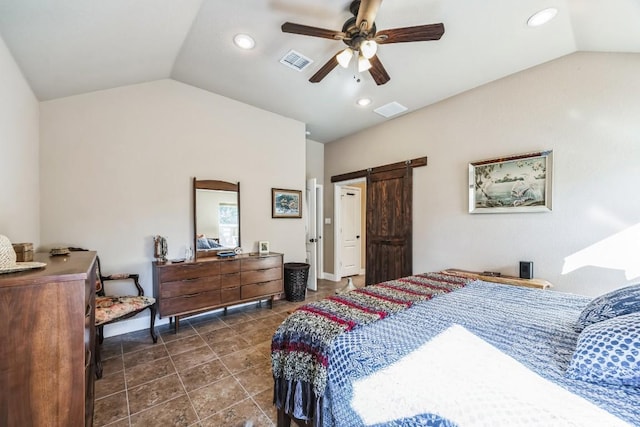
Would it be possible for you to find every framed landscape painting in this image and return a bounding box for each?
[469,150,553,214]
[272,188,302,218]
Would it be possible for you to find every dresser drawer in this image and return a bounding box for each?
[158,262,220,282]
[241,280,282,300]
[152,253,283,333]
[241,267,281,285]
[219,259,240,274]
[160,276,220,298]
[160,290,221,315]
[220,272,240,289]
[241,255,281,271]
[221,286,240,303]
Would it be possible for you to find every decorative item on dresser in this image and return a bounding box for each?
[11,242,34,262]
[153,235,168,262]
[153,252,283,332]
[0,250,98,427]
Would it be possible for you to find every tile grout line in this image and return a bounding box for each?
[162,322,205,426]
[95,287,348,426]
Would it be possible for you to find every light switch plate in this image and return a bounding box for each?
[325,218,331,225]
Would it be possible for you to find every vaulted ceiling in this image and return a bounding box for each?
[1,0,639,142]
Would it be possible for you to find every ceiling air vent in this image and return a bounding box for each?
[280,50,313,71]
[374,102,408,118]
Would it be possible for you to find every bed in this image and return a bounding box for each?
[271,272,640,427]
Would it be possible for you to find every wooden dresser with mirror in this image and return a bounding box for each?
[152,252,283,331]
[152,178,283,331]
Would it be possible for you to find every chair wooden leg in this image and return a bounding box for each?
[149,303,158,343]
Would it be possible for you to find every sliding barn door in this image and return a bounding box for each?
[366,166,413,286]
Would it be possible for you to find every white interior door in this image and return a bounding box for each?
[340,186,361,277]
[306,178,318,291]
[315,183,323,282]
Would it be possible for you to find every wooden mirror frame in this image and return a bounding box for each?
[193,178,241,259]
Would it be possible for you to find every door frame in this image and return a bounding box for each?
[339,185,362,277]
[331,157,428,284]
[305,178,323,290]
[333,177,365,283]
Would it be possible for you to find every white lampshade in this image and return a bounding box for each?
[358,55,372,72]
[337,48,354,68]
[360,40,377,59]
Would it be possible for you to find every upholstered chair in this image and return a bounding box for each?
[94,256,157,378]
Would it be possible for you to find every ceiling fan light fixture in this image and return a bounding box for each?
[233,33,255,49]
[337,48,354,68]
[358,55,372,72]
[527,8,558,27]
[360,40,377,59]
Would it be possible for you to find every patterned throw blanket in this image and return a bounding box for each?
[271,271,471,424]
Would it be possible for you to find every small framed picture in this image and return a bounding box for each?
[259,241,270,255]
[272,188,302,218]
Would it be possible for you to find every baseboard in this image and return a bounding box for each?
[322,272,339,282]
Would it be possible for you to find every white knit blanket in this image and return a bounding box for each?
[351,324,631,426]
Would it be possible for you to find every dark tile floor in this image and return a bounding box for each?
[93,276,364,427]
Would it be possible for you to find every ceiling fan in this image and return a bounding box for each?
[281,0,445,85]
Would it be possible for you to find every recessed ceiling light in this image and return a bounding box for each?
[527,8,558,27]
[356,98,372,107]
[233,34,255,49]
[305,130,311,136]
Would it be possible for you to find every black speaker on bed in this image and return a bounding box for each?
[519,261,533,279]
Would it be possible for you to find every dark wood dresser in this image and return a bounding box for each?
[0,251,97,427]
[153,252,283,331]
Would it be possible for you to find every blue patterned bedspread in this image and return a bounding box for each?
[322,281,640,426]
[272,272,470,424]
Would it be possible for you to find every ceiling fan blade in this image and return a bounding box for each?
[376,23,445,44]
[309,54,340,83]
[368,55,390,85]
[356,0,383,32]
[281,22,345,40]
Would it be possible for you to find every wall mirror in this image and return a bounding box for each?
[193,178,240,259]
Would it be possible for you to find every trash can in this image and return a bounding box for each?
[284,262,310,302]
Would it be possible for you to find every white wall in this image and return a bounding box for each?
[0,35,40,244]
[39,79,307,336]
[305,139,324,183]
[325,52,640,297]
